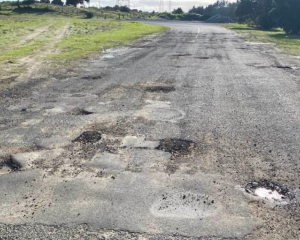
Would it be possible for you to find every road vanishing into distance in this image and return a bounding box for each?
[1,21,300,239]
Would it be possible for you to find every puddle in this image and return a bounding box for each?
[150,192,221,219]
[0,156,21,173]
[156,138,195,157]
[72,131,102,144]
[144,85,175,93]
[244,180,294,204]
[69,108,93,116]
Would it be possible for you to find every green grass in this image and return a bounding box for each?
[55,21,166,60]
[0,8,167,80]
[222,23,300,56]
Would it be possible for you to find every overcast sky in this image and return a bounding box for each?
[0,0,236,12]
[91,0,236,12]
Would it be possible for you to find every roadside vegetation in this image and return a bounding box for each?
[164,0,300,56]
[222,23,300,56]
[0,3,166,84]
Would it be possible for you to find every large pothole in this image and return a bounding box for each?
[156,138,195,157]
[0,156,22,174]
[150,192,221,219]
[72,131,102,144]
[244,180,295,204]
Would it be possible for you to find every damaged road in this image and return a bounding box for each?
[0,21,300,239]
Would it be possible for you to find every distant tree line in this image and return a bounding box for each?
[189,0,238,18]
[236,0,300,34]
[187,0,300,34]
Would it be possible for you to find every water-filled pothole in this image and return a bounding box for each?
[72,131,102,144]
[69,108,93,116]
[144,85,175,93]
[245,180,294,204]
[156,138,194,157]
[0,156,21,172]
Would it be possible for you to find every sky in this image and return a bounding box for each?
[90,0,236,12]
[0,0,236,12]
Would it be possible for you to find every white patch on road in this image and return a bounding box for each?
[121,136,159,149]
[135,100,185,122]
[254,187,284,202]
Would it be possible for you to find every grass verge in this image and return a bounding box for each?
[222,23,300,56]
[54,21,167,60]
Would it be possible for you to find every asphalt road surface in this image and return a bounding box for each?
[1,21,300,239]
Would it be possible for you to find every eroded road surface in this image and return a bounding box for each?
[1,21,300,239]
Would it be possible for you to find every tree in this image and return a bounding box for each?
[66,0,89,7]
[51,0,63,5]
[172,7,183,14]
[273,0,300,34]
[189,6,204,15]
[236,0,276,29]
[22,0,35,4]
[41,0,50,3]
[119,6,130,12]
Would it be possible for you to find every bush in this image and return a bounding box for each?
[85,11,94,18]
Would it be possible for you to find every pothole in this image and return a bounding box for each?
[273,65,293,70]
[69,108,93,116]
[72,131,102,144]
[150,192,220,219]
[82,75,103,80]
[169,53,192,57]
[0,156,22,173]
[144,85,175,93]
[156,138,195,157]
[194,57,209,60]
[245,180,294,204]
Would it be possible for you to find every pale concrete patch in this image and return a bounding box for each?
[121,136,159,149]
[135,100,185,122]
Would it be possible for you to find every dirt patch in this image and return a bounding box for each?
[0,155,22,172]
[72,131,102,144]
[156,138,195,157]
[69,108,93,116]
[144,85,175,93]
[0,75,18,85]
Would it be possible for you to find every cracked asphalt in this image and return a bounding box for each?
[1,21,300,239]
